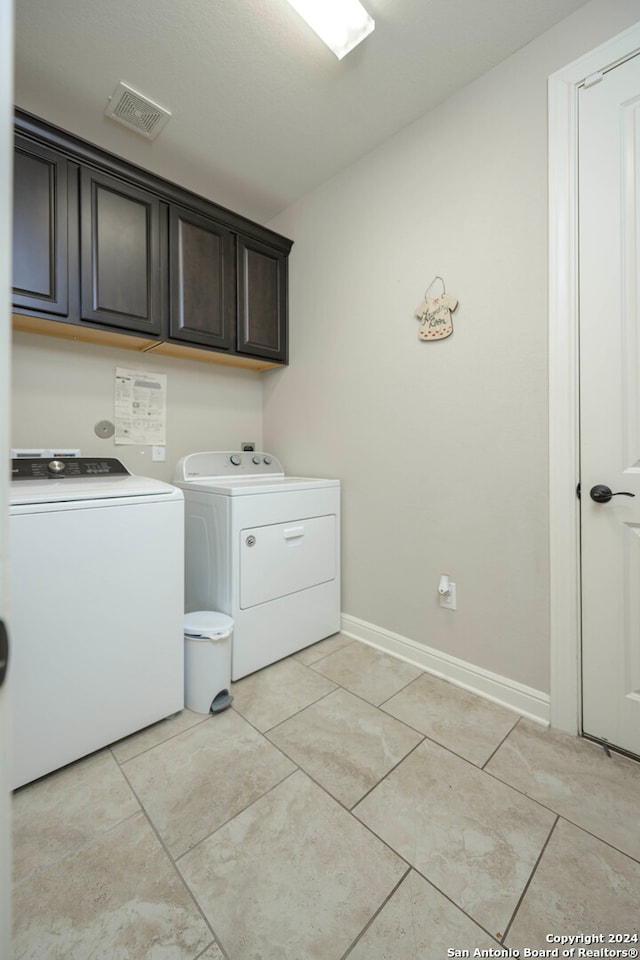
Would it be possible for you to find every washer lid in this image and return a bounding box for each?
[184,611,234,639]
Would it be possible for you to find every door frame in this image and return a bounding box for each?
[0,0,14,951]
[548,21,640,736]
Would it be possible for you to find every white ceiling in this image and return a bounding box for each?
[14,0,590,223]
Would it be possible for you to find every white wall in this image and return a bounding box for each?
[265,0,640,695]
[11,333,263,483]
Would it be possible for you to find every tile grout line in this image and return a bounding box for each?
[481,714,523,769]
[348,736,426,812]
[172,766,301,865]
[377,670,427,709]
[12,748,147,890]
[116,751,230,960]
[407,862,510,947]
[234,642,424,737]
[500,813,560,946]
[480,759,640,866]
[305,637,424,698]
[299,635,357,669]
[338,867,412,960]
[11,805,144,892]
[108,712,211,765]
[345,746,526,950]
[237,682,340,737]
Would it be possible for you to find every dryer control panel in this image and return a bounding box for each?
[175,451,284,482]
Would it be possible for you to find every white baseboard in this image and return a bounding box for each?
[340,614,550,727]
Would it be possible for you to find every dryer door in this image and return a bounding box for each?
[240,514,336,608]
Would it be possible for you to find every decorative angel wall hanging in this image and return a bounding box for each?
[415,275,458,341]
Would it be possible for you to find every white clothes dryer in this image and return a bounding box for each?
[174,451,340,679]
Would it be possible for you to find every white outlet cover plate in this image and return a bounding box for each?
[440,582,457,610]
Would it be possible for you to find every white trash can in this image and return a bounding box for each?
[184,611,234,714]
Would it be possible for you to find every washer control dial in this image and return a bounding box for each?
[252,456,261,465]
[229,455,242,466]
[263,456,272,465]
[48,459,66,475]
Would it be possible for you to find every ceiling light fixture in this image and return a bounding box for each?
[287,0,375,60]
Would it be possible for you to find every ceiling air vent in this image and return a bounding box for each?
[104,82,171,141]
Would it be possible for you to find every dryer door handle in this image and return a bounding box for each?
[283,525,305,540]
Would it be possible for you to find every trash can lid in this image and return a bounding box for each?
[184,610,234,639]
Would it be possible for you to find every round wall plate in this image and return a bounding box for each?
[95,420,115,439]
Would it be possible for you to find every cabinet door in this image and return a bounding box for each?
[80,168,162,335]
[237,236,288,363]
[12,137,68,316]
[169,206,234,350]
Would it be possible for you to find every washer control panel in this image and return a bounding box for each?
[11,458,131,481]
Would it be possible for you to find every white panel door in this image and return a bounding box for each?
[579,54,640,756]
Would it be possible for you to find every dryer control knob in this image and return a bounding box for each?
[263,456,272,465]
[252,456,261,465]
[230,455,241,466]
[48,459,66,475]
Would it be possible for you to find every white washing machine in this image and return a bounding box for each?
[10,457,184,788]
[174,451,340,679]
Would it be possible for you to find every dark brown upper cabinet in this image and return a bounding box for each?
[80,168,163,336]
[12,110,293,369]
[169,205,235,351]
[12,136,68,317]
[237,235,288,363]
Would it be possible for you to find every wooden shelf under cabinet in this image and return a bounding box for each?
[12,313,280,370]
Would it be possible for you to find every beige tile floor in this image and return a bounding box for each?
[12,635,640,959]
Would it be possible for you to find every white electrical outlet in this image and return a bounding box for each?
[151,446,166,462]
[440,581,457,610]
